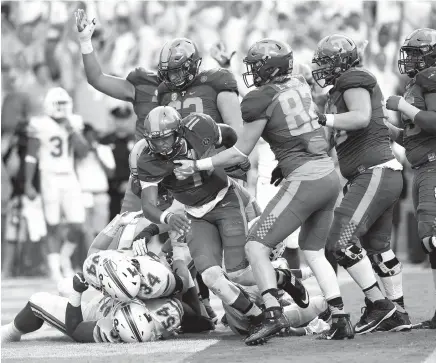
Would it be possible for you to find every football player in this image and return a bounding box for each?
[385,28,436,329]
[176,39,350,344]
[75,9,159,214]
[312,34,411,334]
[24,87,88,282]
[1,273,183,344]
[136,106,310,341]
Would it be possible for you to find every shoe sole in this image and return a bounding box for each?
[245,324,287,346]
[355,306,396,335]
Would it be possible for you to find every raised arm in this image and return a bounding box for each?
[75,9,135,102]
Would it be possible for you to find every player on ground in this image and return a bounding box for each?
[385,28,436,329]
[176,39,351,344]
[1,273,184,344]
[312,34,411,334]
[136,106,310,343]
[75,9,159,213]
[24,87,88,282]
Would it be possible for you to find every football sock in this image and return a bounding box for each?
[327,296,345,315]
[346,256,385,302]
[261,288,281,310]
[392,296,405,309]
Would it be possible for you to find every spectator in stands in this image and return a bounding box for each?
[100,104,135,220]
[76,123,115,248]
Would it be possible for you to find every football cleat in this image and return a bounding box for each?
[354,298,396,335]
[205,305,218,325]
[245,308,289,346]
[317,313,354,340]
[276,268,310,308]
[375,306,412,332]
[412,310,436,329]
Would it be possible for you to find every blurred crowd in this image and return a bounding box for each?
[2,0,435,277]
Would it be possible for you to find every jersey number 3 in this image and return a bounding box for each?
[49,136,64,157]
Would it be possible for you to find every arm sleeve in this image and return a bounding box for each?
[416,67,436,93]
[241,89,273,123]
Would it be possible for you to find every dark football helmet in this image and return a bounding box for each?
[157,38,202,90]
[312,34,359,88]
[143,106,183,157]
[398,28,436,78]
[242,39,293,88]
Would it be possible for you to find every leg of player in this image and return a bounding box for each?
[281,229,300,269]
[327,169,402,335]
[46,224,64,282]
[1,292,69,343]
[363,205,411,332]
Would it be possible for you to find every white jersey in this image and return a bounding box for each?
[27,114,83,173]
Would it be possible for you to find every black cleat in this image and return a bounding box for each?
[276,268,309,308]
[317,313,354,340]
[245,308,289,346]
[412,310,436,329]
[376,305,412,332]
[354,298,396,335]
[318,308,332,324]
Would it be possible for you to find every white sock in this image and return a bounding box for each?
[378,250,404,301]
[2,322,23,341]
[47,253,62,279]
[303,249,341,300]
[347,256,384,301]
[60,241,76,260]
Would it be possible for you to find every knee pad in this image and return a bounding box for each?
[422,236,436,254]
[335,245,367,269]
[369,251,402,277]
[201,266,240,306]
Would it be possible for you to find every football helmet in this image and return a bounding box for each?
[157,38,202,90]
[44,87,73,119]
[143,106,183,157]
[98,253,141,302]
[243,39,293,88]
[398,28,436,77]
[113,300,156,342]
[312,34,359,88]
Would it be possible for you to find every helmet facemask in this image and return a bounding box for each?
[398,45,435,77]
[158,58,202,91]
[243,58,291,88]
[312,53,358,88]
[144,130,185,160]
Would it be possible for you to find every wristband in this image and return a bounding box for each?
[195,157,213,171]
[80,39,94,55]
[134,223,160,242]
[325,114,335,128]
[160,210,171,224]
[398,97,420,122]
[69,291,82,307]
[25,155,37,164]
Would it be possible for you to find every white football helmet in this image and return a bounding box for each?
[98,253,141,302]
[113,300,156,342]
[44,87,73,119]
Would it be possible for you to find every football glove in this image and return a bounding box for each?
[73,272,89,293]
[270,165,284,187]
[210,42,236,68]
[316,111,327,126]
[75,9,96,43]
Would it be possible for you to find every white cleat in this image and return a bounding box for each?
[1,324,22,344]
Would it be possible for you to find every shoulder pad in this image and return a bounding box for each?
[416,67,436,93]
[127,67,159,87]
[200,68,238,94]
[336,68,377,93]
[137,153,171,183]
[241,87,276,123]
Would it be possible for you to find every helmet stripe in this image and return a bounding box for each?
[122,304,143,342]
[104,260,134,299]
[149,107,166,133]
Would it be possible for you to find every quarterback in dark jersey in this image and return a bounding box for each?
[386,28,436,329]
[176,39,350,344]
[313,34,411,334]
[75,9,159,213]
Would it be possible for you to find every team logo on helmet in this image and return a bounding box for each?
[171,93,178,101]
[201,75,207,83]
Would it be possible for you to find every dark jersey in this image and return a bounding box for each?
[137,113,229,207]
[157,68,238,122]
[325,68,394,178]
[402,67,436,167]
[126,68,159,141]
[241,75,333,178]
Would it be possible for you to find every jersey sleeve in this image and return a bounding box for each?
[415,67,436,93]
[241,88,275,123]
[126,67,159,104]
[182,113,220,157]
[137,153,171,184]
[205,68,239,95]
[336,69,377,93]
[157,82,171,105]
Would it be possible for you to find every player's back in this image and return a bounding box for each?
[157,68,238,122]
[27,114,83,173]
[242,75,334,179]
[402,67,436,167]
[326,68,394,178]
